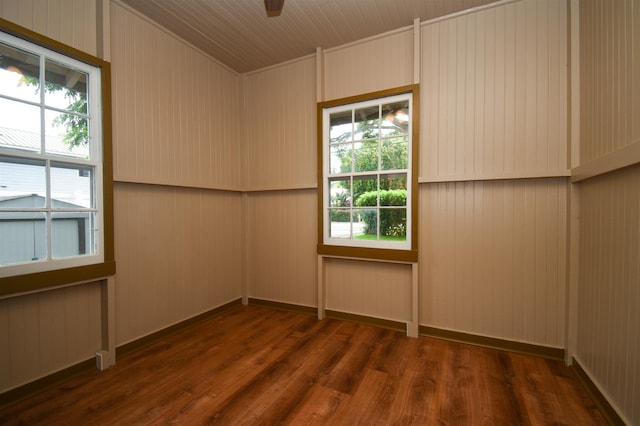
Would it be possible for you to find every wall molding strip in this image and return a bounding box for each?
[0,359,96,410]
[420,326,565,361]
[247,298,317,316]
[571,357,628,426]
[420,171,571,184]
[116,298,243,359]
[571,140,640,183]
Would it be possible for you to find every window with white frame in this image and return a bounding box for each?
[318,86,418,262]
[0,24,113,287]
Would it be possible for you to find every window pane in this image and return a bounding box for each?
[355,208,376,238]
[380,189,407,207]
[381,136,408,170]
[0,98,41,152]
[329,143,351,174]
[381,100,409,135]
[1,28,106,282]
[329,110,352,143]
[322,90,413,253]
[0,156,46,204]
[329,209,351,239]
[380,208,407,240]
[329,178,350,207]
[51,162,93,208]
[44,59,87,110]
[52,212,95,258]
[354,105,379,141]
[353,140,378,172]
[380,173,407,192]
[0,211,47,266]
[45,108,89,158]
[352,175,378,207]
[0,42,40,103]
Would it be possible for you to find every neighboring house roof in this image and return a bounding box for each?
[0,126,85,158]
[0,193,84,209]
[0,194,88,220]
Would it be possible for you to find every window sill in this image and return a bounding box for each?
[317,244,417,263]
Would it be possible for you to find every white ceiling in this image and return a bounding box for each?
[118,0,501,74]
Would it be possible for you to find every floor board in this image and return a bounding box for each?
[0,305,607,425]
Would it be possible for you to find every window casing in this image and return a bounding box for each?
[0,19,114,294]
[318,86,419,262]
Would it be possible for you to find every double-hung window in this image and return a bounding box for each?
[0,20,114,293]
[318,86,418,262]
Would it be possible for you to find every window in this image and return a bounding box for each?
[318,85,418,262]
[0,20,114,293]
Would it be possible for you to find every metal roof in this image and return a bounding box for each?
[0,126,87,158]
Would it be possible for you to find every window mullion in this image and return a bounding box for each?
[45,158,52,260]
[39,54,46,155]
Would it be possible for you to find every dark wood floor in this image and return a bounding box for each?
[1,305,607,425]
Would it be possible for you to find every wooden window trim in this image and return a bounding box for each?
[317,84,419,263]
[0,18,115,296]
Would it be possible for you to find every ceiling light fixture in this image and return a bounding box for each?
[264,0,285,17]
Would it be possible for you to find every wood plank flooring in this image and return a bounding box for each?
[0,305,607,425]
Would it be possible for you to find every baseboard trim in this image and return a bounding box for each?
[570,357,626,426]
[0,298,243,410]
[325,310,406,332]
[247,298,317,316]
[247,299,406,332]
[247,300,566,363]
[116,298,243,359]
[420,325,565,361]
[0,358,96,410]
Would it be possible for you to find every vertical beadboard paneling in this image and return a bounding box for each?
[113,183,242,345]
[577,165,640,426]
[246,189,317,307]
[0,299,9,389]
[110,3,242,190]
[576,4,640,424]
[324,29,414,101]
[4,295,40,388]
[580,0,640,164]
[0,0,98,56]
[244,57,317,190]
[0,283,102,393]
[325,258,412,323]
[420,0,568,179]
[63,284,102,362]
[420,178,567,347]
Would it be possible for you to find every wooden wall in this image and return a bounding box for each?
[420,0,568,180]
[244,57,317,191]
[421,178,567,347]
[111,4,242,189]
[0,0,104,394]
[323,28,414,100]
[109,3,244,345]
[245,189,317,307]
[0,283,102,392]
[575,1,640,424]
[418,0,568,346]
[0,0,98,56]
[578,166,640,425]
[579,0,639,164]
[113,183,242,345]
